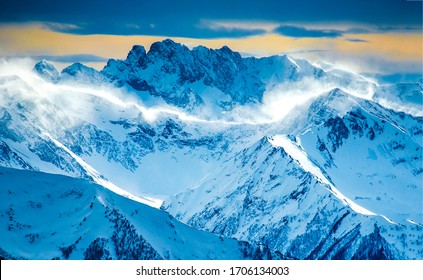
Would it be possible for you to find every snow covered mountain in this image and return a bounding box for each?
[164,90,422,259]
[0,39,422,259]
[0,167,280,260]
[34,39,375,113]
[0,71,243,201]
[33,60,60,82]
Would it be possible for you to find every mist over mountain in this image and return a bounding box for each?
[1,39,422,260]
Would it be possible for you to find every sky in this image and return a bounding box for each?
[0,0,422,76]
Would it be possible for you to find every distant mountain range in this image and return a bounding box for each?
[1,39,422,259]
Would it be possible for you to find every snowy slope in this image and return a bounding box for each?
[1,41,422,260]
[0,68,240,201]
[165,135,422,259]
[61,62,107,84]
[0,167,281,260]
[164,89,422,260]
[299,108,422,221]
[33,60,60,82]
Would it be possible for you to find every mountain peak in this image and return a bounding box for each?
[216,45,242,60]
[327,87,349,100]
[161,38,178,45]
[125,45,148,68]
[61,62,104,83]
[33,60,60,82]
[62,62,87,73]
[218,45,232,53]
[127,45,146,57]
[148,39,190,58]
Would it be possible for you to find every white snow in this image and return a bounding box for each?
[0,167,252,260]
[268,134,377,216]
[1,53,422,260]
[42,131,163,208]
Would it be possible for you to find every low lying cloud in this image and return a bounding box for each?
[290,50,422,77]
[0,58,420,134]
[226,72,379,125]
[1,54,108,64]
[0,58,231,130]
[376,98,423,117]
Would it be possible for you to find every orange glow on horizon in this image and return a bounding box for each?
[0,24,421,72]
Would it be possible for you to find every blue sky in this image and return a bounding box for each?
[1,0,421,38]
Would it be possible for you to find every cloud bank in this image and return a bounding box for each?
[0,58,421,133]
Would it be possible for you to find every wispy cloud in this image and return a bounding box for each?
[41,22,84,32]
[125,23,141,30]
[1,54,107,63]
[283,49,327,54]
[274,25,343,38]
[199,20,278,32]
[377,25,422,32]
[345,38,369,43]
[196,19,268,38]
[300,51,423,75]
[342,25,422,35]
